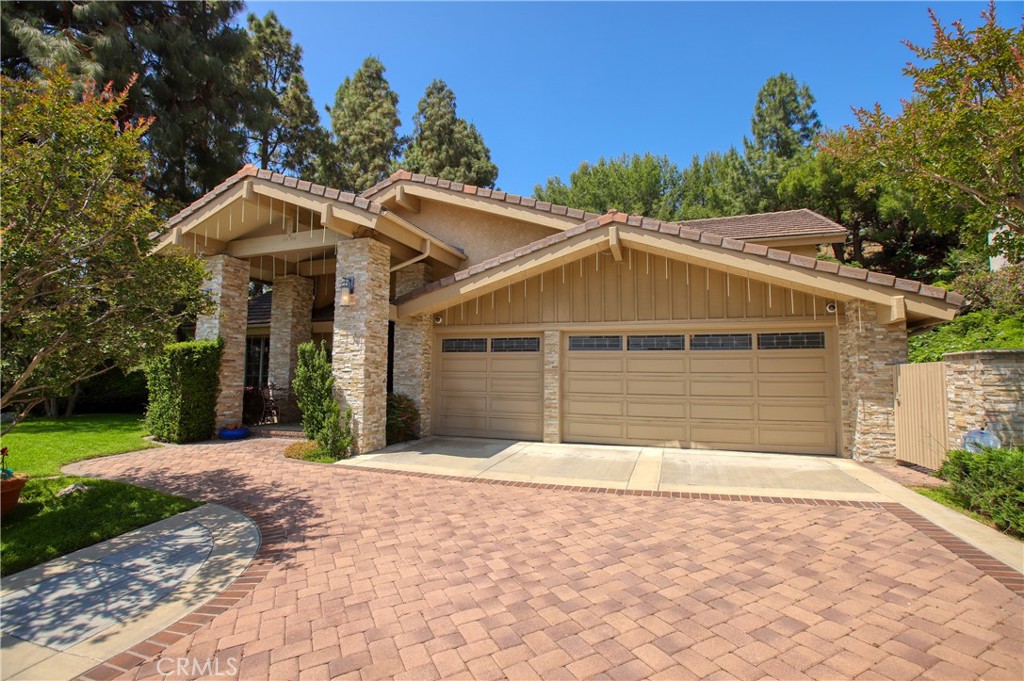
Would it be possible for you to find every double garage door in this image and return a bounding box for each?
[435,330,837,455]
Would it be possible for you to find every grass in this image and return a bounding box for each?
[912,485,1002,531]
[1,476,199,576]
[1,413,156,477]
[283,440,338,464]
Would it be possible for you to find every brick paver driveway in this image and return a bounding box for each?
[68,440,1022,680]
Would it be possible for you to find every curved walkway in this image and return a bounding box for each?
[1,505,258,680]
[59,439,1022,681]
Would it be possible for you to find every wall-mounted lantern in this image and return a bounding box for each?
[339,276,355,306]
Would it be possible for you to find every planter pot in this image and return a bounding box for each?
[1,476,28,517]
[218,427,250,441]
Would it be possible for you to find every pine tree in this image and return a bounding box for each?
[327,56,401,192]
[242,12,327,177]
[402,80,498,187]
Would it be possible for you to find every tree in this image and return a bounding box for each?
[401,79,498,187]
[534,153,684,220]
[1,1,255,212]
[744,72,823,211]
[678,149,751,219]
[0,70,210,430]
[826,3,1023,261]
[327,56,401,192]
[241,12,327,177]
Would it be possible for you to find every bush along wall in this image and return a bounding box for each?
[386,393,420,445]
[145,339,223,443]
[940,447,1024,536]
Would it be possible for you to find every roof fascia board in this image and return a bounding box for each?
[747,233,846,247]
[393,183,581,231]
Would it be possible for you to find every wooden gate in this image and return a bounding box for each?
[894,362,949,469]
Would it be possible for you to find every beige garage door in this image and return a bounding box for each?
[563,330,836,455]
[434,336,543,440]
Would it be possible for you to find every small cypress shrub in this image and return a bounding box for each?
[293,341,333,441]
[145,339,223,443]
[386,393,420,445]
[940,447,1024,535]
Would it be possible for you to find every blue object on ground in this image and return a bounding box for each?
[963,428,1001,453]
[218,426,250,440]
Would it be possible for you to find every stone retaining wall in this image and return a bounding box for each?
[944,349,1024,449]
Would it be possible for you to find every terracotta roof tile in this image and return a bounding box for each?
[674,208,847,241]
[394,211,963,309]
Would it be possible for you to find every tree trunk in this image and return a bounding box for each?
[44,397,59,417]
[64,383,82,418]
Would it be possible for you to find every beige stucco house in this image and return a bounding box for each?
[157,165,962,459]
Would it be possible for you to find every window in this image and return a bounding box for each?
[245,337,270,387]
[758,332,826,350]
[627,335,685,351]
[690,333,752,351]
[568,335,622,351]
[491,337,541,352]
[441,338,487,353]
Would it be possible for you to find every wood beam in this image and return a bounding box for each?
[878,296,907,325]
[227,229,341,258]
[394,185,420,213]
[297,258,337,277]
[252,181,376,230]
[608,225,623,262]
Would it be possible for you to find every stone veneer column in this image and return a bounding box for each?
[944,349,1024,449]
[333,238,390,453]
[195,254,249,430]
[269,275,314,422]
[838,300,908,461]
[543,331,561,443]
[393,263,433,438]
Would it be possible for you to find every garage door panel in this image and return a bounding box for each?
[626,377,686,397]
[760,403,829,423]
[689,356,755,374]
[758,355,828,374]
[690,379,755,397]
[758,379,828,398]
[490,376,542,393]
[625,401,685,419]
[564,419,623,440]
[757,425,832,448]
[439,356,488,373]
[439,395,487,413]
[488,417,542,438]
[440,375,488,392]
[490,356,542,373]
[625,421,687,443]
[489,396,541,416]
[565,355,624,373]
[625,356,686,373]
[691,423,756,446]
[566,399,623,417]
[689,401,756,421]
[439,413,489,434]
[565,376,624,395]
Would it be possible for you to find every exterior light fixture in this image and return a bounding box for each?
[339,276,355,306]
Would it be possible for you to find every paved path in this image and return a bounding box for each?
[64,440,1022,680]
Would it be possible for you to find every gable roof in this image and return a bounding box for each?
[675,209,846,242]
[395,210,963,321]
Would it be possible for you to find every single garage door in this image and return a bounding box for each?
[434,336,543,440]
[562,330,836,455]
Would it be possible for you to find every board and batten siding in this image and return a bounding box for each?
[435,247,842,327]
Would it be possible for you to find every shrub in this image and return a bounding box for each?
[939,448,1024,535]
[386,393,420,445]
[317,404,355,460]
[908,310,1024,363]
[144,339,222,443]
[293,341,333,441]
[949,262,1023,315]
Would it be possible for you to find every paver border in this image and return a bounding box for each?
[74,463,1022,681]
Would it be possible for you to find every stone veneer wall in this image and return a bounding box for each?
[269,275,314,422]
[838,300,908,460]
[195,254,249,430]
[543,331,561,443]
[393,263,433,438]
[333,239,390,453]
[944,349,1023,449]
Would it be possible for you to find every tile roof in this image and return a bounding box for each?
[165,165,382,230]
[360,170,605,223]
[675,209,847,241]
[395,210,965,308]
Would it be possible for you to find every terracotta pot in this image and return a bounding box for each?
[1,475,28,517]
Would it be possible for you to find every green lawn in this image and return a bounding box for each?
[1,476,199,576]
[1,413,156,477]
[1,413,199,576]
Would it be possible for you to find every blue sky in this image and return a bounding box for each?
[250,1,1000,195]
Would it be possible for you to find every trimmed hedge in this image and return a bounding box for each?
[939,447,1024,535]
[293,341,333,441]
[145,339,223,443]
[386,393,420,445]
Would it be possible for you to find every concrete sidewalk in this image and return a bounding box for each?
[1,504,258,681]
[343,436,1024,573]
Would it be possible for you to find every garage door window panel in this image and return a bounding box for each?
[627,335,685,351]
[690,333,752,351]
[441,338,487,353]
[758,332,826,350]
[491,337,541,352]
[568,335,623,351]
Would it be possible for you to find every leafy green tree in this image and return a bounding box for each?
[678,149,750,218]
[402,79,498,187]
[242,12,328,177]
[744,72,822,211]
[826,3,1023,261]
[1,0,254,212]
[0,70,210,429]
[534,153,684,220]
[327,56,401,192]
